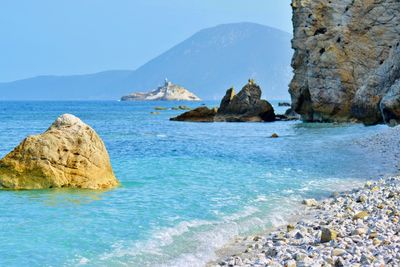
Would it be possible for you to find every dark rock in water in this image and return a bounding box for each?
[284,108,301,120]
[275,108,301,121]
[278,102,291,107]
[284,108,296,117]
[219,87,236,113]
[171,105,192,111]
[215,81,275,122]
[170,107,217,122]
[154,106,168,111]
[271,133,279,138]
[170,80,276,122]
[290,0,400,125]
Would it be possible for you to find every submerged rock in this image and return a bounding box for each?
[271,133,279,138]
[154,106,168,111]
[0,114,119,190]
[171,105,192,111]
[290,0,400,124]
[171,80,275,122]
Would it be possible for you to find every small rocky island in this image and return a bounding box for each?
[171,80,276,122]
[121,79,201,101]
[0,114,119,190]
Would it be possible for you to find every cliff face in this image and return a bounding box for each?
[290,0,400,124]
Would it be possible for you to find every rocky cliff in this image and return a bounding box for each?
[121,80,201,101]
[290,0,400,125]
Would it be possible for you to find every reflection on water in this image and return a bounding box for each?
[9,188,109,206]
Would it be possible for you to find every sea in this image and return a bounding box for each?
[0,101,395,267]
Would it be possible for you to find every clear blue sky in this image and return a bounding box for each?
[1,0,292,82]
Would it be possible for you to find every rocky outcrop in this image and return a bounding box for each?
[215,81,275,122]
[170,81,276,122]
[0,114,119,190]
[218,88,236,114]
[283,108,301,120]
[121,79,201,101]
[290,0,400,124]
[170,107,218,122]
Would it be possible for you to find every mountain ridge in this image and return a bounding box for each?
[0,22,292,100]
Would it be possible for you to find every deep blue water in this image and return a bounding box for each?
[0,101,394,267]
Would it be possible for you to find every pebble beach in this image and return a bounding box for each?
[212,177,400,267]
[211,127,400,267]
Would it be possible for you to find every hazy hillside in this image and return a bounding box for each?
[0,23,292,100]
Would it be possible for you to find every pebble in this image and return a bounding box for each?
[352,227,367,235]
[302,198,318,207]
[353,211,369,220]
[321,228,337,243]
[357,194,367,203]
[331,248,346,256]
[287,224,295,232]
[285,259,296,267]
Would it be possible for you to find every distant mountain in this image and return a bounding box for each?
[0,22,292,100]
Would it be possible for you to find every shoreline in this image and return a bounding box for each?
[206,208,317,266]
[207,176,400,266]
[206,125,400,267]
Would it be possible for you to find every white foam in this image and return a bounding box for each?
[73,178,366,267]
[98,219,214,261]
[254,195,267,202]
[265,172,273,177]
[87,204,283,267]
[76,257,90,266]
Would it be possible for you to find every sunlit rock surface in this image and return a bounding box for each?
[121,80,201,101]
[0,114,119,190]
[290,0,400,124]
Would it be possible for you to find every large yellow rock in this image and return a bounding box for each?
[0,114,119,190]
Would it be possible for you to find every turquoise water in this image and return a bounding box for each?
[0,101,395,267]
